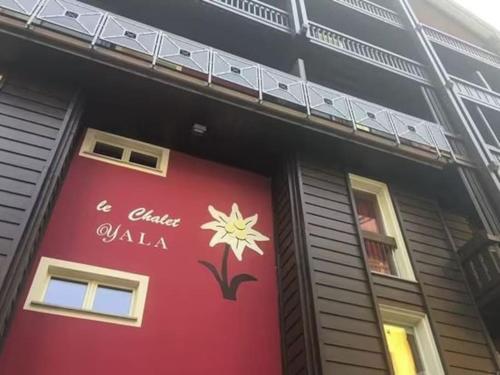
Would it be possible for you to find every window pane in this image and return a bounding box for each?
[384,324,420,375]
[365,239,396,275]
[93,142,124,160]
[92,286,133,316]
[354,192,382,233]
[44,278,87,309]
[129,151,158,168]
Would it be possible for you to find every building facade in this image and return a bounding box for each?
[0,0,499,374]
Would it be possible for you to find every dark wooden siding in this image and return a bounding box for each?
[297,160,391,375]
[0,70,83,339]
[443,212,475,250]
[393,191,499,375]
[372,274,425,312]
[273,161,321,375]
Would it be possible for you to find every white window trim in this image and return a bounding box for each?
[380,305,445,375]
[79,128,170,177]
[350,174,416,281]
[24,257,149,327]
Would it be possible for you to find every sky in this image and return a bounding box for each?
[453,0,500,31]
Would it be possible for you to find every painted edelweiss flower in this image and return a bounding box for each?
[201,203,269,261]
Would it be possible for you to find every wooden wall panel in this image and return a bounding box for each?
[443,212,475,249]
[273,164,314,375]
[372,274,425,312]
[393,190,499,375]
[298,160,391,375]
[0,70,83,341]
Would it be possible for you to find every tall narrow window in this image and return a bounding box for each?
[381,305,445,375]
[350,174,415,281]
[384,324,424,374]
[354,191,397,275]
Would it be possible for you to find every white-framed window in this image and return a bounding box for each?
[24,257,149,327]
[79,128,170,177]
[380,305,445,375]
[350,174,416,281]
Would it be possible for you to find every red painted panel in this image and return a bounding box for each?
[0,149,281,375]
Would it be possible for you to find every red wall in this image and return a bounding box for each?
[0,148,282,375]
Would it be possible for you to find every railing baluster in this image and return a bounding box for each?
[306,22,428,83]
[451,75,500,112]
[330,0,404,27]
[423,24,500,68]
[202,0,290,31]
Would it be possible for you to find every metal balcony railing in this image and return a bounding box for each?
[451,76,500,112]
[460,233,500,307]
[201,0,290,32]
[306,21,429,84]
[0,0,454,159]
[330,0,404,28]
[423,25,500,69]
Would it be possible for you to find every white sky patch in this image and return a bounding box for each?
[452,0,500,31]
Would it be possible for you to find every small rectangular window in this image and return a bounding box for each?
[25,257,149,327]
[79,128,169,177]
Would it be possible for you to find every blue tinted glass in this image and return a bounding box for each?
[92,286,132,316]
[44,278,87,309]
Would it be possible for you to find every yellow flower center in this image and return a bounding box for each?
[225,220,248,240]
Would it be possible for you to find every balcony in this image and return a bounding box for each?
[0,0,454,162]
[451,76,500,112]
[329,0,404,28]
[423,24,500,70]
[305,21,429,84]
[200,0,290,32]
[460,232,500,319]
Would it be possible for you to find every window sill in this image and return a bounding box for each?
[29,301,138,324]
[371,271,418,284]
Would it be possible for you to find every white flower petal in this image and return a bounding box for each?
[208,230,228,248]
[226,236,238,253]
[246,240,264,256]
[231,203,243,221]
[232,239,247,261]
[247,228,270,242]
[208,205,229,223]
[201,221,224,231]
[244,214,258,227]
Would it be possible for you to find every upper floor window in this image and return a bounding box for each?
[350,174,416,281]
[79,128,170,177]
